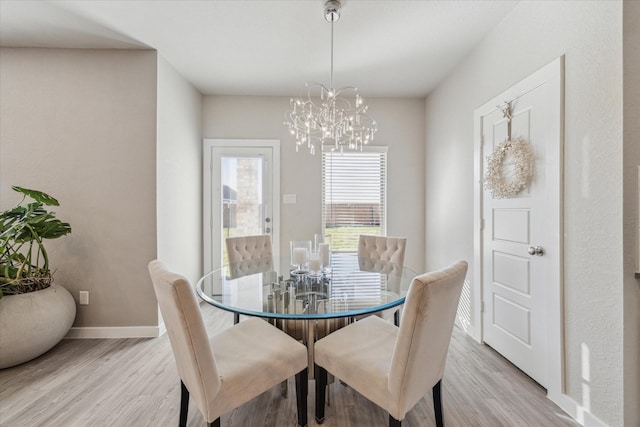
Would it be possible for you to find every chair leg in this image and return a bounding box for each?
[315,364,327,424]
[209,418,220,427]
[433,379,444,427]
[394,310,400,327]
[234,312,240,324]
[295,368,308,427]
[389,414,401,427]
[179,381,189,427]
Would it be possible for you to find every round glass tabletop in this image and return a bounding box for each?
[196,254,416,320]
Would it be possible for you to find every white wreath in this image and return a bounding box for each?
[484,136,534,199]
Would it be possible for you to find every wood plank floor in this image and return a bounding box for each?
[0,304,579,427]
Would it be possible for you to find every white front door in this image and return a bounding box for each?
[203,140,280,273]
[475,58,563,390]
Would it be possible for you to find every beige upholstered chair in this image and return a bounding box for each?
[314,260,468,427]
[225,234,274,279]
[357,234,408,325]
[225,234,274,324]
[357,234,407,267]
[148,260,308,427]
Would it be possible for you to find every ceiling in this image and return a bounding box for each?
[0,0,518,97]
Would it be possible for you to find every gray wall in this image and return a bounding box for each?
[156,55,203,286]
[424,1,626,425]
[0,48,159,329]
[623,1,640,425]
[203,96,426,273]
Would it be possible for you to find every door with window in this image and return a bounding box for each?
[203,140,280,273]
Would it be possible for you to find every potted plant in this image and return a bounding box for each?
[0,186,76,369]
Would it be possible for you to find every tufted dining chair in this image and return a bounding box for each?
[314,260,468,427]
[225,235,274,324]
[357,235,407,268]
[357,235,408,324]
[148,260,308,427]
[225,234,274,279]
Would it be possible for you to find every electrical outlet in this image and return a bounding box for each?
[79,291,89,305]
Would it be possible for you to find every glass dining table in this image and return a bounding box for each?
[196,254,417,377]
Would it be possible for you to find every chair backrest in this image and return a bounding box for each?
[357,235,407,266]
[388,260,468,418]
[225,235,273,278]
[148,260,221,420]
[357,235,407,279]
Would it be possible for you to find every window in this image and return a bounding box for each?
[322,147,388,253]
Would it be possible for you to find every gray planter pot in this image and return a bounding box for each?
[0,284,76,369]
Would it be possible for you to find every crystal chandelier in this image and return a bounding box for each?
[284,0,377,155]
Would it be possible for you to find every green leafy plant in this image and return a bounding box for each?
[0,186,71,298]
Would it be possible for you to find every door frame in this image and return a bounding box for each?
[203,139,280,274]
[472,57,564,400]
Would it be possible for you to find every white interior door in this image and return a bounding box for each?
[203,140,280,274]
[475,58,563,390]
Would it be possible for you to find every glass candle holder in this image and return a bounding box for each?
[319,243,331,270]
[308,251,322,276]
[314,233,331,251]
[314,233,332,271]
[290,240,311,273]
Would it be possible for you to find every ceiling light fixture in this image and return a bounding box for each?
[284,0,377,155]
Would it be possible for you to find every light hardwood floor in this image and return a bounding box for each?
[0,304,579,427]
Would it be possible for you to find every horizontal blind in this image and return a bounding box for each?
[327,253,385,302]
[322,148,387,253]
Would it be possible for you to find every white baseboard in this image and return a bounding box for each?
[549,392,609,427]
[64,325,163,339]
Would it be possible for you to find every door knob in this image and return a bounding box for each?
[528,246,544,256]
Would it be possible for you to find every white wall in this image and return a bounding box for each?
[202,96,425,272]
[424,2,624,426]
[623,2,640,425]
[156,55,203,285]
[0,48,159,330]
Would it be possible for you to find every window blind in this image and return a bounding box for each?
[322,148,388,253]
[326,252,386,302]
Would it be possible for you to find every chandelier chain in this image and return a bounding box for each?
[330,20,334,90]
